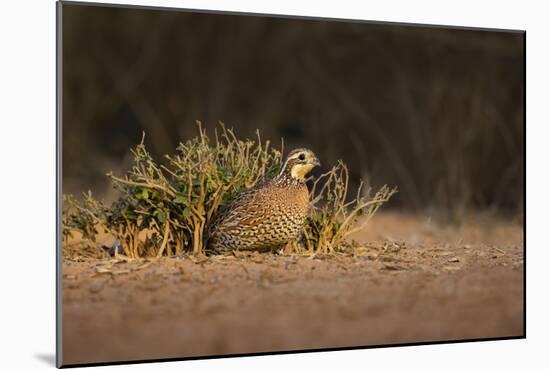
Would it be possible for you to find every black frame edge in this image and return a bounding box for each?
[58,0,525,34]
[60,335,525,368]
[56,1,64,367]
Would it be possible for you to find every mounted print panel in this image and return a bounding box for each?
[57,1,525,367]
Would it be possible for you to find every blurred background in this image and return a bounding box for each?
[62,3,524,220]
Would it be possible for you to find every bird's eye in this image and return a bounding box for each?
[298,153,306,161]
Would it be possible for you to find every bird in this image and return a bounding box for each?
[205,148,321,254]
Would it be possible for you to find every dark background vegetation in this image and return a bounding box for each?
[62,3,524,219]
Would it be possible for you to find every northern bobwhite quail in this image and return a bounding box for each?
[205,148,320,254]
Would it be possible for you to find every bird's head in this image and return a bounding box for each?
[278,148,321,182]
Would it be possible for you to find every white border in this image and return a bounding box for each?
[1,1,547,368]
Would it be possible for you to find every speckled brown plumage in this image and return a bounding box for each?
[205,148,320,253]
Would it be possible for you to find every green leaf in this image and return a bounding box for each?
[156,211,166,224]
[174,195,188,205]
[142,189,149,200]
[181,208,191,218]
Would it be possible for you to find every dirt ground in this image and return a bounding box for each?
[61,212,524,366]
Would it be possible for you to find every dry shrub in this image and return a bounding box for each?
[300,163,396,253]
[63,123,396,258]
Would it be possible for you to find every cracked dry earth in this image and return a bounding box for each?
[61,212,524,366]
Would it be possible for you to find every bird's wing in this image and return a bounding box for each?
[215,187,267,227]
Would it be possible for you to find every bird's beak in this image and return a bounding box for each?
[311,157,321,167]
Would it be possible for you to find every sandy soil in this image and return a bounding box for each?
[61,212,524,366]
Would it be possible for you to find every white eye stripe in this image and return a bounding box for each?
[287,151,309,160]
